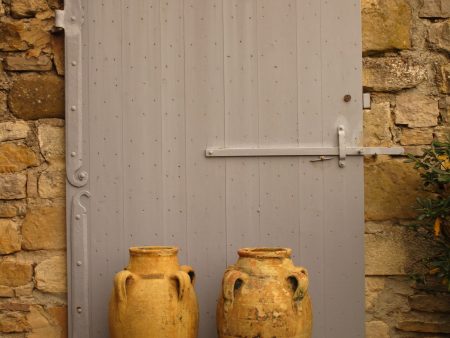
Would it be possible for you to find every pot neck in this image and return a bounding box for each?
[127,246,179,275]
[238,247,292,259]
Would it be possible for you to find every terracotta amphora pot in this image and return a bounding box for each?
[217,247,312,338]
[109,246,198,338]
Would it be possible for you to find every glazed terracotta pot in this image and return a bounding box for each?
[217,247,312,338]
[109,246,198,338]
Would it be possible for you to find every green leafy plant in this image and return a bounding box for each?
[407,139,450,290]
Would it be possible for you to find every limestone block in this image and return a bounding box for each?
[363,57,426,92]
[9,73,64,120]
[51,34,64,76]
[0,312,29,333]
[395,93,439,128]
[365,224,430,275]
[0,261,33,287]
[429,20,450,53]
[0,91,5,118]
[27,306,60,338]
[0,285,14,298]
[363,102,392,146]
[22,205,66,250]
[0,63,8,90]
[35,256,66,293]
[0,143,38,173]
[439,64,450,94]
[0,173,27,199]
[0,200,26,217]
[366,321,389,338]
[0,121,30,142]
[37,123,65,166]
[400,128,434,145]
[420,0,450,18]
[27,170,38,198]
[11,0,49,18]
[38,169,65,198]
[365,276,385,312]
[362,0,411,53]
[365,158,425,221]
[397,320,450,333]
[4,55,52,71]
[0,219,21,254]
[14,283,33,297]
[409,294,450,312]
[434,125,450,141]
[0,18,29,51]
[47,306,67,338]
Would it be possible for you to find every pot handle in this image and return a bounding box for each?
[172,270,192,301]
[222,270,248,313]
[180,265,196,286]
[287,267,309,302]
[113,270,134,321]
[114,270,134,303]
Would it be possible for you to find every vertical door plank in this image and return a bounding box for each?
[322,159,364,337]
[297,1,325,337]
[161,0,188,262]
[257,0,299,250]
[88,1,124,336]
[223,0,260,264]
[321,0,364,336]
[122,0,163,249]
[184,0,226,335]
[321,0,362,145]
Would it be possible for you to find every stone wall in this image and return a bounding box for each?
[363,0,450,337]
[0,0,449,337]
[0,0,67,337]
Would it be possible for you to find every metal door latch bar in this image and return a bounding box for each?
[338,125,346,168]
[205,126,404,168]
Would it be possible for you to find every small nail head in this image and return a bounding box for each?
[75,214,81,220]
[208,150,213,155]
[343,94,352,102]
[71,16,76,21]
[76,261,82,266]
[78,171,88,180]
[71,105,77,111]
[71,61,77,66]
[71,151,77,157]
[76,307,82,313]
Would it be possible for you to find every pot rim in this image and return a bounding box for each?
[129,246,178,256]
[238,247,292,258]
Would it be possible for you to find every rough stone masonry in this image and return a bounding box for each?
[0,0,449,337]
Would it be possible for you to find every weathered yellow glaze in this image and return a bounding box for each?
[217,248,312,338]
[109,246,198,338]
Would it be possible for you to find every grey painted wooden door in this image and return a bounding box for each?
[64,0,364,337]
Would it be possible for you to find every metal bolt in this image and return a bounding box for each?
[78,171,88,180]
[75,214,81,220]
[339,161,345,168]
[71,105,77,111]
[71,151,77,157]
[76,261,82,266]
[76,307,82,314]
[207,150,214,156]
[71,61,77,66]
[343,94,352,102]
